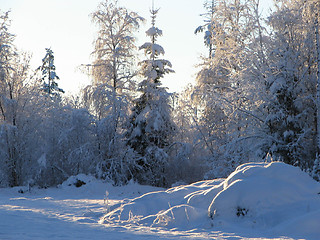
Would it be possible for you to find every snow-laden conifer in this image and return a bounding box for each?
[127,8,175,187]
[37,48,64,96]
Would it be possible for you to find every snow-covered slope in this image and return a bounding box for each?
[1,162,319,239]
[101,162,320,239]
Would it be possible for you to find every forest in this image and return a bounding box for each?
[1,0,320,188]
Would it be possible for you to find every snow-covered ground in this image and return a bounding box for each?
[1,162,320,239]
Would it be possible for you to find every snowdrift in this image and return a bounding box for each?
[208,162,320,225]
[100,162,320,239]
[57,173,162,200]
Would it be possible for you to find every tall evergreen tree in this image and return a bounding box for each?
[127,7,175,187]
[37,48,64,96]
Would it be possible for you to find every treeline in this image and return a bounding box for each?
[1,0,320,188]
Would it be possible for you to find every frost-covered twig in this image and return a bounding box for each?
[104,190,110,213]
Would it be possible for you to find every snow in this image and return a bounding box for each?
[0,176,164,240]
[139,42,165,56]
[209,163,320,234]
[1,162,320,239]
[102,162,320,239]
[146,26,163,37]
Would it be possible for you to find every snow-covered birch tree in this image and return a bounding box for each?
[256,0,317,170]
[83,0,144,185]
[0,11,22,187]
[86,0,143,118]
[195,0,216,59]
[301,0,320,177]
[192,0,265,178]
[314,0,320,178]
[0,11,37,186]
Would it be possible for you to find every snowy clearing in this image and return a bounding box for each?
[1,163,320,239]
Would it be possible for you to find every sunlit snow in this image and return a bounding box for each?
[1,162,319,239]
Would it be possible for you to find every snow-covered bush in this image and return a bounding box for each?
[60,174,96,188]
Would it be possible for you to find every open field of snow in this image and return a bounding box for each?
[1,163,319,239]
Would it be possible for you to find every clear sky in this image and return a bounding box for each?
[1,0,273,95]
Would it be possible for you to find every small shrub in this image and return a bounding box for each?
[236,207,248,217]
[75,179,86,188]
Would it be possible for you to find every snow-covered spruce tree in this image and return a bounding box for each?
[37,48,64,96]
[31,48,69,186]
[83,0,144,185]
[126,8,175,187]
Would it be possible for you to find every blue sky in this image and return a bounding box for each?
[1,0,273,94]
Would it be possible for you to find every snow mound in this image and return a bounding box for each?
[100,162,320,239]
[61,174,97,188]
[209,162,320,229]
[58,174,163,200]
[100,179,224,228]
